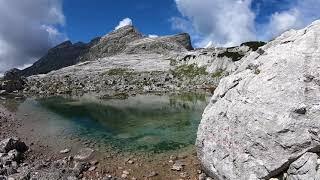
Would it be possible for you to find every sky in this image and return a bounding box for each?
[1,0,320,74]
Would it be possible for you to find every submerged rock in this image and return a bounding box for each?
[74,148,94,161]
[196,20,320,179]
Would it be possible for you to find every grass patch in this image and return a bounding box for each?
[102,68,135,76]
[211,69,224,78]
[170,59,178,66]
[172,64,208,78]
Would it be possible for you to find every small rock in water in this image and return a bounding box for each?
[74,148,94,161]
[60,148,70,154]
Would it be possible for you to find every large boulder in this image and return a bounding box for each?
[0,137,28,153]
[287,152,320,180]
[3,68,21,81]
[196,20,320,179]
[0,69,25,93]
[20,41,90,76]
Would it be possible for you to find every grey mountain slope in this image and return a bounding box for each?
[19,25,193,77]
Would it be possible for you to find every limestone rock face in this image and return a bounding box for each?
[124,37,188,55]
[196,20,320,179]
[80,25,143,61]
[160,33,193,50]
[287,152,320,180]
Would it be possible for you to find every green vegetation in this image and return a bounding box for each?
[211,69,224,78]
[172,64,208,78]
[102,68,135,76]
[169,59,178,66]
[217,51,244,62]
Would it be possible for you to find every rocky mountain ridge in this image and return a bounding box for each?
[19,25,193,77]
[0,24,265,97]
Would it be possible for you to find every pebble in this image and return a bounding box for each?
[128,160,134,164]
[90,160,99,165]
[180,172,188,178]
[60,148,70,154]
[147,171,158,177]
[199,173,206,180]
[171,161,185,171]
[88,166,96,171]
[170,155,177,161]
[121,174,128,179]
[123,170,130,175]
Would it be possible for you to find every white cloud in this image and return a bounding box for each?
[173,0,256,47]
[173,0,320,47]
[115,18,133,30]
[263,0,320,40]
[148,34,159,38]
[0,0,66,74]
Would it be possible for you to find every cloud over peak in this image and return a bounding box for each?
[115,18,133,30]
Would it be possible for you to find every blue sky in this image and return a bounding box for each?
[63,0,181,43]
[1,0,320,73]
[62,0,296,43]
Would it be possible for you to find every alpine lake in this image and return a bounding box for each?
[2,93,210,154]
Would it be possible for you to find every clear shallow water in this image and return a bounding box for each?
[10,94,209,153]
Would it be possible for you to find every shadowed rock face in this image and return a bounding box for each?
[196,20,320,179]
[160,33,193,51]
[20,41,90,76]
[0,68,25,93]
[19,25,193,77]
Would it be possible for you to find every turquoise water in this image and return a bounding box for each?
[13,94,209,153]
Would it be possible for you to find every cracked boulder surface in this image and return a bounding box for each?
[196,20,320,180]
[287,152,320,180]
